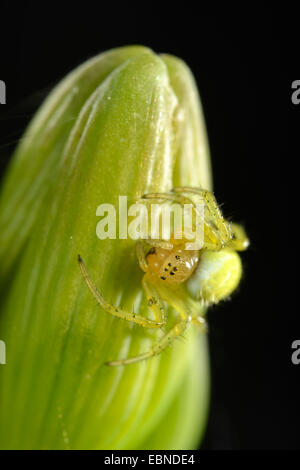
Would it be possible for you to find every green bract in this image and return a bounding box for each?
[0,46,211,449]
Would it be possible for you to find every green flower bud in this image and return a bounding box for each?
[0,46,211,449]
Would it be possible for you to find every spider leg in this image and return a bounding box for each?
[136,240,149,272]
[78,255,165,328]
[106,314,191,366]
[141,192,194,207]
[158,283,208,333]
[141,192,204,249]
[226,223,249,251]
[142,272,166,324]
[173,187,232,245]
[145,239,174,250]
[142,191,226,251]
[135,242,167,323]
[192,315,208,331]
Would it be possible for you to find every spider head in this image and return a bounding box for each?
[146,242,200,286]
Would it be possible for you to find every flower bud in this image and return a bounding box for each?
[0,47,211,449]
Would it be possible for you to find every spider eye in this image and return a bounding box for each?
[186,248,242,304]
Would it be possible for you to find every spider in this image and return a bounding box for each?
[78,187,249,366]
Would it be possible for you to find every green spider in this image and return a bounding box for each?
[78,187,249,366]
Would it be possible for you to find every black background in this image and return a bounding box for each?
[0,6,295,449]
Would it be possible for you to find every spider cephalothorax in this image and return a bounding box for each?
[78,187,249,366]
[146,243,200,285]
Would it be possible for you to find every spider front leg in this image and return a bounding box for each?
[136,240,171,324]
[78,255,165,328]
[158,283,208,333]
[106,283,207,366]
[106,313,192,366]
